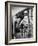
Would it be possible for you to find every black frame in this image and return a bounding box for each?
[5,1,37,45]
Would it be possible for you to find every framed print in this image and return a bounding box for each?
[5,1,37,45]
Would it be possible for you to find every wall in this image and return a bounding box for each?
[37,3,38,43]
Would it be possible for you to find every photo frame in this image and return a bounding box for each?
[5,1,37,45]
